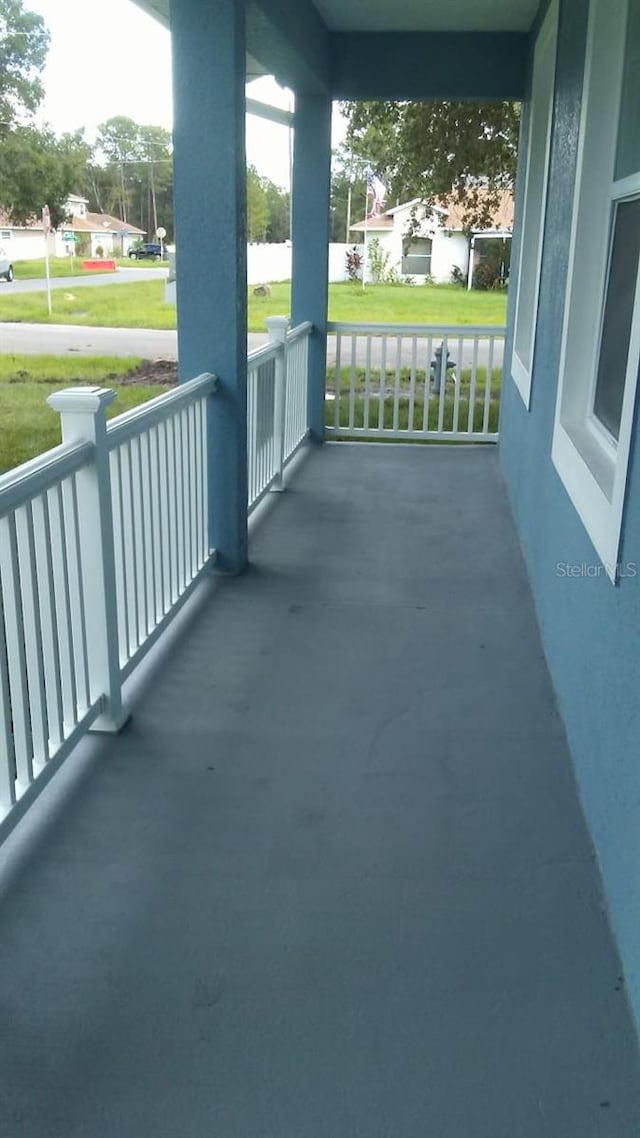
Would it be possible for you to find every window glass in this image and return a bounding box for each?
[593,197,640,438]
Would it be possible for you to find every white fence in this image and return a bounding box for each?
[247,319,311,511]
[326,322,506,443]
[247,243,357,285]
[0,373,217,835]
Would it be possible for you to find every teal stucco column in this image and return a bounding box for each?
[291,92,332,443]
[171,0,248,573]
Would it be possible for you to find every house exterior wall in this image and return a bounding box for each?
[432,231,469,283]
[361,218,469,284]
[0,230,48,261]
[500,0,640,1031]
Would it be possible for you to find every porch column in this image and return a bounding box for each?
[171,0,248,573]
[291,92,332,443]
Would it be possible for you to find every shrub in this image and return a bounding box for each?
[451,264,465,286]
[345,246,363,281]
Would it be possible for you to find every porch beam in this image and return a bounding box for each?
[331,32,529,100]
[171,0,248,573]
[248,0,330,94]
[291,92,332,444]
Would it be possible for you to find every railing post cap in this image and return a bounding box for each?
[265,315,290,338]
[47,386,118,415]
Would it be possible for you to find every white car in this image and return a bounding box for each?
[0,247,13,282]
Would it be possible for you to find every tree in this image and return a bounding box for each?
[95,116,141,223]
[0,0,49,127]
[247,165,269,241]
[342,101,520,233]
[0,125,89,226]
[330,152,367,243]
[264,180,289,243]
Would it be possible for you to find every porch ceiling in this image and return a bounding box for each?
[313,0,538,31]
[136,0,538,32]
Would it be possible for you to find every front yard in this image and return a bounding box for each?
[0,280,508,332]
[0,356,167,473]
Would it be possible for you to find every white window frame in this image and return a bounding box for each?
[552,0,640,582]
[511,0,558,408]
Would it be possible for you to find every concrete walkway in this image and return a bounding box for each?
[0,444,639,1136]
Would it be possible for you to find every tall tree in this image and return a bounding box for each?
[342,101,520,232]
[96,116,141,223]
[0,0,49,127]
[137,124,173,237]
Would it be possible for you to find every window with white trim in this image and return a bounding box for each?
[552,0,640,581]
[511,0,558,408]
[0,230,11,240]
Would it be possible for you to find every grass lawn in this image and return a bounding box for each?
[11,257,117,281]
[0,355,165,474]
[0,279,508,332]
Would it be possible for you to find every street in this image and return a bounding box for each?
[0,321,505,371]
[2,266,168,295]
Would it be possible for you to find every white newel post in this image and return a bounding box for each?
[47,387,126,732]
[266,316,290,491]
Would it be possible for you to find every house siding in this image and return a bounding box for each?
[500,0,640,1032]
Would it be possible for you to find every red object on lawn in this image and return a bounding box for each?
[82,260,116,272]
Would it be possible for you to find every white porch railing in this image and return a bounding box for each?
[0,320,314,838]
[0,373,217,835]
[326,322,506,442]
[247,319,311,512]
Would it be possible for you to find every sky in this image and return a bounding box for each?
[25,0,345,189]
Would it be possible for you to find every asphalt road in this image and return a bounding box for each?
[0,321,504,370]
[3,266,168,295]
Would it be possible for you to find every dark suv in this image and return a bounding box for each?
[128,243,163,261]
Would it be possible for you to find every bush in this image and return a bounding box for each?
[345,246,363,281]
[472,262,499,290]
[95,244,105,259]
[451,264,465,286]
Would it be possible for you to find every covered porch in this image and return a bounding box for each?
[2,443,639,1134]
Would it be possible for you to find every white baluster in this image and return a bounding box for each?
[266,316,290,492]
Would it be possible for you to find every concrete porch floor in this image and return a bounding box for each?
[1,443,640,1136]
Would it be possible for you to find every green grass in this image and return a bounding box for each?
[0,279,507,332]
[327,281,507,325]
[0,355,165,474]
[327,393,499,435]
[327,364,502,398]
[12,257,117,281]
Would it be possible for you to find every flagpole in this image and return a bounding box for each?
[363,175,369,291]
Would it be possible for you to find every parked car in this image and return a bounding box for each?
[0,247,14,282]
[128,243,163,261]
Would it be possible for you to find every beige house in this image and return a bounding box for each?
[0,195,145,261]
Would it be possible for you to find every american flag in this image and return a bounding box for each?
[366,169,387,218]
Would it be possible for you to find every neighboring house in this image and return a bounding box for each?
[350,190,514,284]
[57,195,145,258]
[0,195,144,261]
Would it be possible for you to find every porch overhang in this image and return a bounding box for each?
[134,0,532,97]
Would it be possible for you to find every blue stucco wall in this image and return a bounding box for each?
[500,0,640,1028]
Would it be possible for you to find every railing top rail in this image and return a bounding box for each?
[107,371,217,449]
[327,321,506,337]
[248,342,280,368]
[0,439,93,518]
[287,321,313,343]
